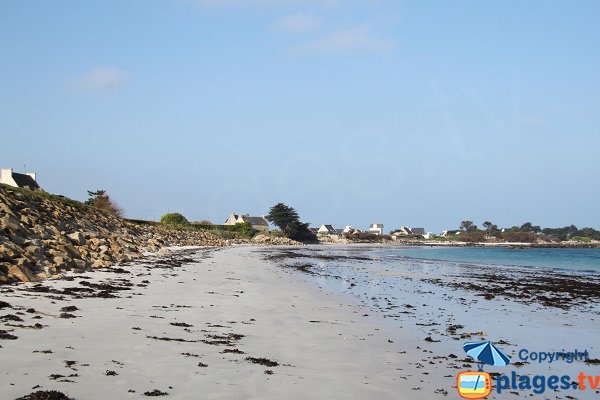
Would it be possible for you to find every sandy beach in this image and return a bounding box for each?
[1,245,599,400]
[1,246,431,399]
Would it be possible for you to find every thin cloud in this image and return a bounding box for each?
[68,67,129,93]
[269,13,322,33]
[291,26,393,55]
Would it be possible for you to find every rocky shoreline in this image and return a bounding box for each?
[0,186,228,284]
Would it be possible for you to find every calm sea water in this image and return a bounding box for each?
[372,246,600,273]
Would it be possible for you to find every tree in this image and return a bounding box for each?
[577,227,600,241]
[482,221,499,236]
[85,189,122,217]
[266,203,299,234]
[542,225,579,241]
[460,220,478,233]
[85,190,106,205]
[266,203,316,242]
[286,221,317,242]
[519,222,541,233]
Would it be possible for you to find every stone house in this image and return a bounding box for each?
[223,213,270,233]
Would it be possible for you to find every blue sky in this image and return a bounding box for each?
[1,0,599,232]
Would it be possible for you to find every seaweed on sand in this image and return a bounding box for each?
[144,389,169,396]
[246,357,278,367]
[15,391,71,400]
[0,330,18,340]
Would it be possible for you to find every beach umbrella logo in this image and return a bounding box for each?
[456,341,511,399]
[463,341,511,369]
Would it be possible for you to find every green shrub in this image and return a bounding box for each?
[570,236,592,243]
[160,212,189,226]
[231,222,254,237]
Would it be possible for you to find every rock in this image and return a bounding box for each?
[157,248,171,256]
[8,264,35,282]
[0,213,23,233]
[9,233,27,246]
[91,259,109,268]
[0,242,22,260]
[67,232,86,245]
[251,234,302,246]
[25,238,44,247]
[53,256,69,269]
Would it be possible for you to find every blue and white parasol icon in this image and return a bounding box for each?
[463,341,511,371]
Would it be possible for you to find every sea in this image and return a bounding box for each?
[369,246,600,273]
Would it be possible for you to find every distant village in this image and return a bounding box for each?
[223,212,454,241]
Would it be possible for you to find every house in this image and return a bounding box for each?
[342,225,355,234]
[0,168,40,190]
[317,224,338,237]
[1,168,39,190]
[224,213,269,233]
[411,228,425,236]
[368,223,384,235]
[441,230,461,237]
[342,225,361,235]
[392,226,426,236]
[392,226,413,235]
[422,232,435,240]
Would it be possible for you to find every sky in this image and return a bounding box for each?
[1,0,599,232]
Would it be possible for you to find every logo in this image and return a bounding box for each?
[455,341,598,397]
[457,371,491,399]
[456,341,511,399]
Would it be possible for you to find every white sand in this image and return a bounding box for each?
[1,246,435,399]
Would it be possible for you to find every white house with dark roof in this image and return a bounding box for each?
[441,230,461,237]
[0,168,40,190]
[317,224,338,237]
[342,225,361,234]
[224,213,269,233]
[368,223,384,235]
[392,226,426,236]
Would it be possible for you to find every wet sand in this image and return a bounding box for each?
[267,245,600,400]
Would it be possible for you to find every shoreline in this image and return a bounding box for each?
[326,239,600,249]
[268,245,600,399]
[393,240,600,248]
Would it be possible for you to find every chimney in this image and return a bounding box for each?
[1,168,13,183]
[26,172,37,182]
